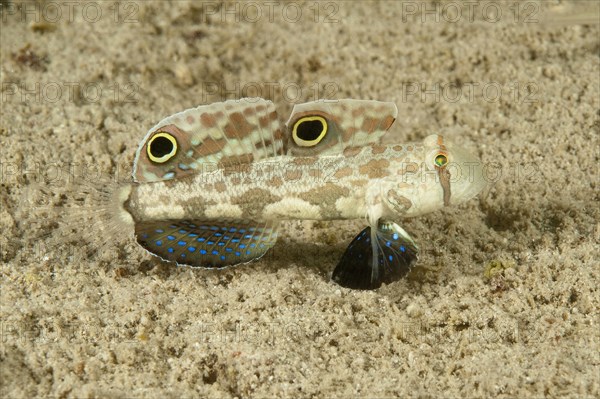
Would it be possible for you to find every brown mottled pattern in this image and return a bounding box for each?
[379,115,395,133]
[350,179,369,188]
[259,112,272,130]
[273,127,284,140]
[298,183,350,219]
[172,173,199,186]
[157,193,173,207]
[160,178,184,189]
[399,162,419,175]
[343,146,362,157]
[224,112,255,139]
[388,155,412,164]
[196,137,226,156]
[371,145,386,155]
[333,167,353,179]
[126,191,166,220]
[283,167,302,181]
[273,128,286,156]
[393,145,404,151]
[361,116,380,134]
[243,106,255,117]
[292,157,318,166]
[200,113,217,128]
[358,159,390,179]
[351,106,364,118]
[177,193,217,219]
[126,179,209,221]
[214,182,227,193]
[308,169,321,179]
[341,126,358,142]
[255,139,273,152]
[128,140,433,225]
[267,176,283,187]
[222,163,252,177]
[219,153,254,168]
[249,165,266,180]
[290,136,339,155]
[231,188,282,218]
[330,113,344,126]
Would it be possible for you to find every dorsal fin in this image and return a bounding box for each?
[284,99,397,156]
[133,98,285,183]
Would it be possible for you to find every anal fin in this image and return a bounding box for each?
[135,218,279,268]
[331,221,418,290]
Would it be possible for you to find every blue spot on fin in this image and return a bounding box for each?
[134,218,280,268]
[331,220,419,290]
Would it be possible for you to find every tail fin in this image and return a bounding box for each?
[24,169,134,264]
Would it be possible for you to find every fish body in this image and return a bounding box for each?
[102,98,485,289]
[126,141,482,223]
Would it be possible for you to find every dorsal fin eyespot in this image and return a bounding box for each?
[285,99,398,156]
[147,132,178,163]
[134,124,198,182]
[291,114,329,147]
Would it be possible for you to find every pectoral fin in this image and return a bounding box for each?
[331,221,418,290]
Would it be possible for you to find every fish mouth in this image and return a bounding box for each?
[446,146,487,205]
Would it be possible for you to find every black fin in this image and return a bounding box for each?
[135,218,279,268]
[331,221,419,290]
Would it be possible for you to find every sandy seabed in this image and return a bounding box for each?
[1,1,599,398]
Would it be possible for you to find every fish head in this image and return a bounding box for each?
[383,134,486,217]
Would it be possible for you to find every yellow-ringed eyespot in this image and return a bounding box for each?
[147,132,178,163]
[292,116,328,147]
[434,153,448,168]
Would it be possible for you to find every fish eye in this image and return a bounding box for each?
[292,116,328,147]
[434,153,448,167]
[147,132,177,163]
